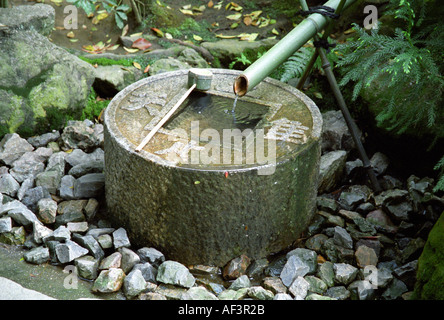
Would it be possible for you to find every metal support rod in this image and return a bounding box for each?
[296,0,381,193]
[318,47,382,192]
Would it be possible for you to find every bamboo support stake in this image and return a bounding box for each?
[135,83,196,152]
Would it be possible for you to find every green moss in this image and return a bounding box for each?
[78,56,134,67]
[413,212,444,300]
[163,18,216,43]
[82,88,110,121]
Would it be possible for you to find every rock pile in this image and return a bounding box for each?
[0,115,443,300]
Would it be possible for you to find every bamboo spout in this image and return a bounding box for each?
[233,0,356,96]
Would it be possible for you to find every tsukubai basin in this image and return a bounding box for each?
[104,69,322,266]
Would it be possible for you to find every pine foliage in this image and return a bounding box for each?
[336,0,444,191]
[280,41,340,83]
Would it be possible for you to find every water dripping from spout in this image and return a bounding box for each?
[231,94,239,123]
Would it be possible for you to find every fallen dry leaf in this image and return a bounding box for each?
[66,31,75,38]
[132,38,152,50]
[144,65,150,73]
[207,0,214,8]
[151,27,164,37]
[226,13,242,20]
[133,62,142,70]
[243,16,252,26]
[123,47,139,53]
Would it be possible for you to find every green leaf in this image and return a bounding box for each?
[115,14,124,29]
[116,10,127,21]
[117,4,130,12]
[104,0,117,6]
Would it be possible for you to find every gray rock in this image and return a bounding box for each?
[97,234,113,250]
[0,200,28,216]
[338,185,372,210]
[75,255,99,280]
[178,48,210,69]
[123,269,147,299]
[248,286,274,300]
[7,206,40,227]
[393,260,417,288]
[36,198,57,224]
[133,262,158,284]
[84,198,99,220]
[316,196,339,213]
[119,247,141,274]
[334,263,358,285]
[59,175,76,200]
[373,189,409,207]
[68,160,104,178]
[55,239,89,263]
[385,201,413,221]
[348,280,376,300]
[0,173,20,197]
[274,293,293,300]
[148,58,191,76]
[184,286,218,300]
[0,4,55,36]
[305,275,328,294]
[316,261,335,287]
[318,210,345,227]
[0,133,34,166]
[262,276,287,294]
[56,200,87,225]
[93,65,144,97]
[218,288,249,300]
[23,246,50,265]
[381,278,408,300]
[65,148,104,167]
[53,225,71,242]
[280,255,311,287]
[32,221,52,244]
[17,177,34,201]
[318,150,347,194]
[137,247,165,267]
[304,234,329,252]
[0,29,95,138]
[112,227,131,249]
[59,121,100,152]
[67,222,88,233]
[333,226,353,249]
[9,152,45,183]
[305,293,337,300]
[71,234,105,260]
[355,245,378,268]
[201,38,277,65]
[86,227,115,239]
[325,286,351,300]
[21,186,51,212]
[370,152,389,176]
[99,252,122,270]
[288,276,310,300]
[321,110,358,152]
[92,268,125,293]
[73,173,105,199]
[156,260,196,288]
[229,274,251,290]
[27,131,60,148]
[0,217,12,233]
[35,153,65,194]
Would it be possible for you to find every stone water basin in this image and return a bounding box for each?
[104,69,322,266]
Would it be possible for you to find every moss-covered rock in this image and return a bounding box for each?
[0,29,95,138]
[413,212,444,299]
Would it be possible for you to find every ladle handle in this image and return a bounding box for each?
[135,83,197,152]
